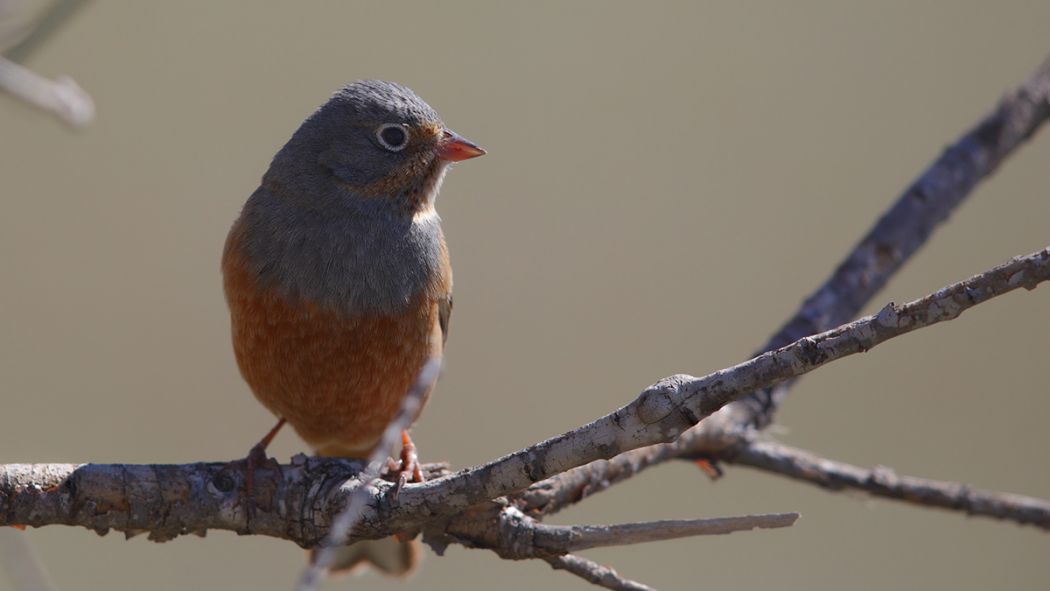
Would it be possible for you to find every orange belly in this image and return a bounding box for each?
[223,230,444,457]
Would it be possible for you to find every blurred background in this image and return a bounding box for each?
[1,1,1049,590]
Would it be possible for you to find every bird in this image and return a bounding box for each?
[221,80,484,575]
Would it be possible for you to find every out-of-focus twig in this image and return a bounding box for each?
[294,357,442,591]
[0,56,92,126]
[0,528,59,591]
[0,0,93,127]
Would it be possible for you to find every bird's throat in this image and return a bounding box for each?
[408,160,449,222]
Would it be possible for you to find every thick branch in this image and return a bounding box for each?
[727,439,1050,529]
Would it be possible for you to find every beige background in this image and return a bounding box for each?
[2,2,1049,590]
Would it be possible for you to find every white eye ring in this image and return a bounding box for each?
[376,123,410,151]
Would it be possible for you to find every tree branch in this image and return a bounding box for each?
[2,246,1046,547]
[515,55,1050,525]
[725,439,1050,529]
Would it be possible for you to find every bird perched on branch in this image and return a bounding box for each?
[222,80,484,574]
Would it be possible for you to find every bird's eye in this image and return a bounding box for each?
[376,123,409,151]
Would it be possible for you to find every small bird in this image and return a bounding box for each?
[222,80,484,574]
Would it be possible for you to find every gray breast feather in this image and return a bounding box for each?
[238,187,445,315]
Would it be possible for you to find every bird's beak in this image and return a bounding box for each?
[437,129,486,162]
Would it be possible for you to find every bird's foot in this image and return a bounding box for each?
[389,430,425,500]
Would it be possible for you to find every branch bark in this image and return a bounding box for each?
[527,512,799,552]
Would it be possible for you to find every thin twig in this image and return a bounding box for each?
[542,554,656,591]
[0,56,92,127]
[530,513,799,553]
[490,506,797,558]
[294,357,442,591]
[517,443,682,516]
[0,0,94,127]
[726,439,1050,529]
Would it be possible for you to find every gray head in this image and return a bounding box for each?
[262,80,484,216]
[234,81,484,314]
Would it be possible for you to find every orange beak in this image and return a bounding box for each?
[437,129,486,162]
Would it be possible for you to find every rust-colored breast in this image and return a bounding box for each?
[222,224,449,458]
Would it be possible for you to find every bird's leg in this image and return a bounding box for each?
[242,417,286,523]
[400,430,424,483]
[248,417,286,467]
